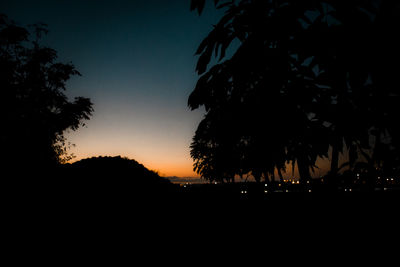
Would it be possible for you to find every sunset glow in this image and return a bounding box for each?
[1,0,221,179]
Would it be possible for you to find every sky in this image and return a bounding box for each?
[1,0,225,178]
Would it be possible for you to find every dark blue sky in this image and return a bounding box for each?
[1,0,224,177]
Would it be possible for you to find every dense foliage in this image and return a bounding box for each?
[189,0,400,183]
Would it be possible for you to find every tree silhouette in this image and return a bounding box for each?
[189,0,400,183]
[189,0,329,182]
[0,14,93,173]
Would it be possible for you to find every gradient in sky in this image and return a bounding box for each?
[1,0,225,177]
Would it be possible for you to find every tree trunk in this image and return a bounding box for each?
[277,168,284,183]
[253,171,261,183]
[330,143,339,176]
[297,157,311,183]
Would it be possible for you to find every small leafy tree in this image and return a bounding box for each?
[0,14,93,171]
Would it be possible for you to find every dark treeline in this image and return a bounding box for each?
[189,0,400,186]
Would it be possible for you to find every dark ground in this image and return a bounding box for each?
[3,178,399,212]
[3,176,399,252]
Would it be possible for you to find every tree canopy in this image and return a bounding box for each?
[189,0,400,183]
[0,14,93,172]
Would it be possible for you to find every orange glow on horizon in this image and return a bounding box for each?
[68,152,332,179]
[69,153,200,178]
[145,161,199,178]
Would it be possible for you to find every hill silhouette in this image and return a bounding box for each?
[66,156,168,184]
[59,156,178,195]
[3,156,179,207]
